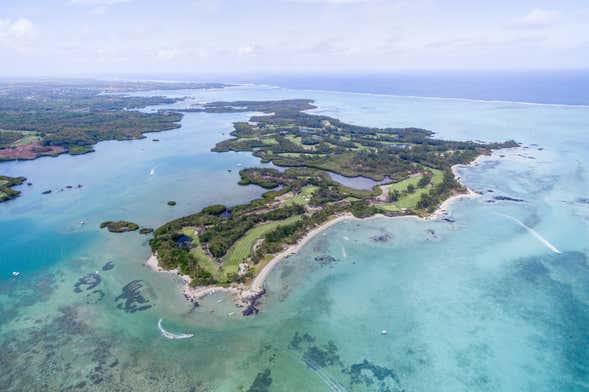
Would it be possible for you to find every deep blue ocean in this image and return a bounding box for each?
[130,70,589,105]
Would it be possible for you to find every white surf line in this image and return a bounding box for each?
[157,319,194,339]
[495,212,561,254]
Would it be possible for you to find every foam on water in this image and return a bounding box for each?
[157,319,194,339]
[495,212,561,254]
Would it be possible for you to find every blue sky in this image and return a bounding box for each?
[1,0,588,76]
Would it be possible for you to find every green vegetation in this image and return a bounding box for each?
[0,175,26,202]
[100,221,139,233]
[139,227,154,235]
[224,215,303,273]
[150,99,518,286]
[0,80,226,160]
[379,169,444,211]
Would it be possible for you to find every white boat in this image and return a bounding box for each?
[12,271,20,277]
[381,330,388,335]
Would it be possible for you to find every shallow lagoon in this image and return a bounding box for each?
[1,85,588,391]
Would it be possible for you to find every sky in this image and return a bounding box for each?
[0,0,588,76]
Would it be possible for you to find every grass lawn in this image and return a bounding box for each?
[13,133,41,147]
[261,137,278,145]
[222,215,303,274]
[0,130,41,147]
[379,168,444,210]
[181,227,221,278]
[285,185,318,206]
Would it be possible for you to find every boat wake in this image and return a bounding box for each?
[341,246,347,259]
[157,319,194,339]
[495,213,561,254]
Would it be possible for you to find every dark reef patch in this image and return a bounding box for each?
[288,331,406,390]
[370,232,393,242]
[247,369,272,392]
[85,289,105,304]
[0,306,122,391]
[493,195,525,203]
[289,331,315,350]
[344,359,403,391]
[114,280,153,313]
[314,255,337,265]
[101,261,115,271]
[489,251,589,386]
[302,341,342,369]
[73,273,102,293]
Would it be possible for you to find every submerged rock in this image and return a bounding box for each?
[247,369,272,392]
[345,359,402,390]
[370,233,393,242]
[241,288,266,316]
[101,261,115,271]
[314,255,337,265]
[73,273,102,293]
[494,195,526,203]
[114,280,153,313]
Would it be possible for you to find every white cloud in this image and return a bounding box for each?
[0,18,37,49]
[286,0,371,4]
[69,0,131,4]
[518,8,561,28]
[156,48,181,61]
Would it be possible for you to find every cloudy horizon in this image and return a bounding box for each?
[1,0,588,76]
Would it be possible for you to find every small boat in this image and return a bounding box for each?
[12,271,20,277]
[381,330,388,335]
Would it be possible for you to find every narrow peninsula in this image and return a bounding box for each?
[148,99,518,313]
[0,175,26,202]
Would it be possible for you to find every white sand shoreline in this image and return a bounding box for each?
[145,156,485,305]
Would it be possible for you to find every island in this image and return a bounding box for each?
[0,80,227,162]
[0,175,26,202]
[0,79,228,202]
[148,99,518,313]
[100,221,139,233]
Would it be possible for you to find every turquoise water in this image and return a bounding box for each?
[1,85,588,391]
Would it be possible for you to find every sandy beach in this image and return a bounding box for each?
[250,213,355,290]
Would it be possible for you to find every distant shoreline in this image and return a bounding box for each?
[145,158,483,307]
